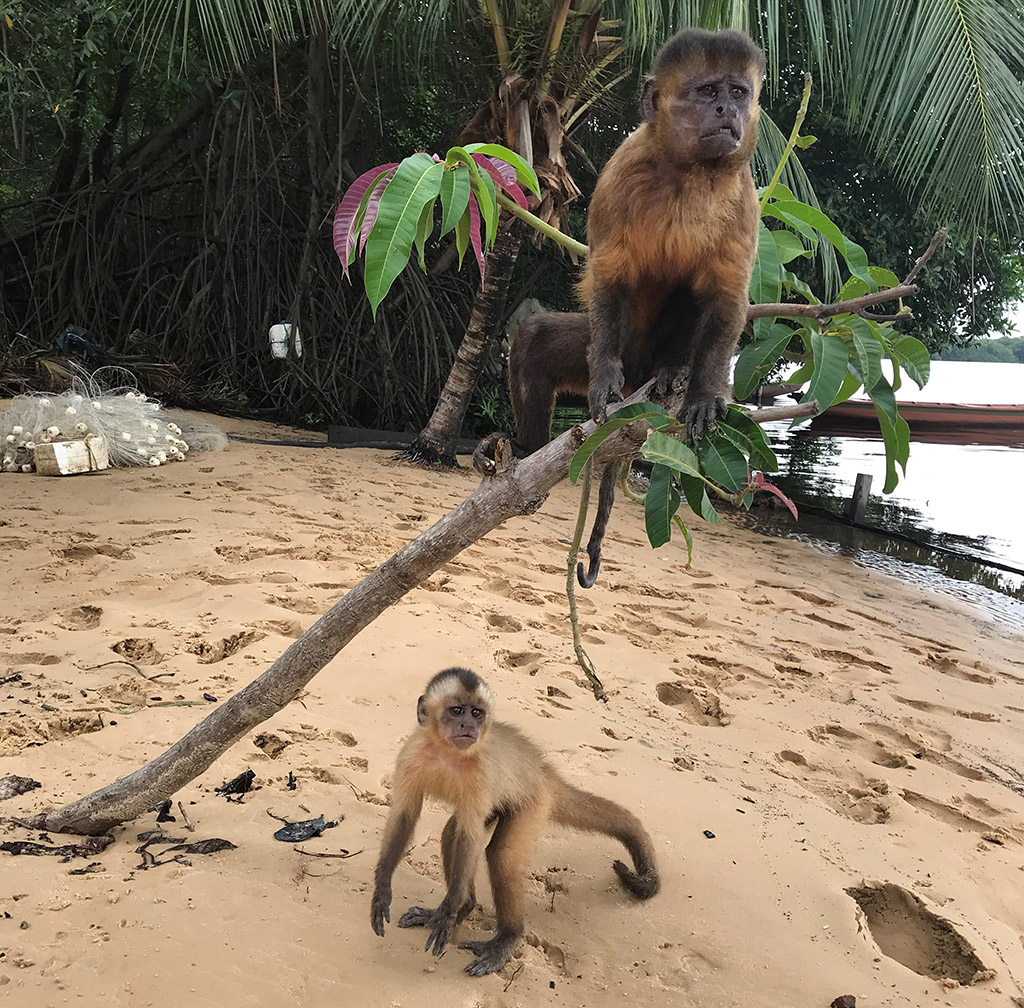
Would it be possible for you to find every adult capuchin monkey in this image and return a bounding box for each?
[370,668,659,976]
[475,28,764,588]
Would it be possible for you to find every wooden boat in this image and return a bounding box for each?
[821,398,1024,428]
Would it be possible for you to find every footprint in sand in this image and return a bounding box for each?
[775,751,892,824]
[486,613,523,634]
[55,605,103,631]
[655,681,727,726]
[496,650,545,675]
[188,630,264,664]
[846,882,990,986]
[899,790,1017,844]
[893,695,1000,722]
[111,638,163,664]
[808,723,908,769]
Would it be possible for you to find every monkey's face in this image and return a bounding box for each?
[440,699,488,750]
[649,68,759,164]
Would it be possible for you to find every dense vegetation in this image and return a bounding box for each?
[2,1,1023,432]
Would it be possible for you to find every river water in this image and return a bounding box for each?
[751,361,1024,628]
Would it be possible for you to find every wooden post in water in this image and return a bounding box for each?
[846,473,872,523]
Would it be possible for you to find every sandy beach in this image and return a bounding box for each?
[2,411,1023,1008]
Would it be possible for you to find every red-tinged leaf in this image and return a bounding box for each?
[751,477,799,520]
[467,194,485,276]
[471,154,529,209]
[359,172,395,254]
[332,163,398,276]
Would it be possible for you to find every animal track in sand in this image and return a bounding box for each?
[55,541,133,560]
[0,711,104,756]
[790,589,837,606]
[893,696,1000,722]
[188,630,264,664]
[775,752,891,824]
[214,543,303,561]
[924,654,997,685]
[845,882,990,985]
[655,682,727,726]
[54,605,102,631]
[808,723,909,769]
[839,722,985,782]
[265,594,323,615]
[111,638,163,664]
[255,619,303,638]
[485,613,523,633]
[496,650,545,675]
[899,790,1018,843]
[804,612,855,632]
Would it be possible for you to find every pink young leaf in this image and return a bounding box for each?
[358,170,397,255]
[751,477,799,520]
[332,163,399,277]
[471,153,529,209]
[467,194,485,277]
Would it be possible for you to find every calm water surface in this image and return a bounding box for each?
[751,361,1024,629]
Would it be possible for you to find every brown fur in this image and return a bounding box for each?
[581,27,764,434]
[370,668,659,976]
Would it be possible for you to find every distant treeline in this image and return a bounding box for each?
[938,335,1024,363]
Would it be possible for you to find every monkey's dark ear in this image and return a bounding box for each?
[640,77,658,123]
[416,695,428,725]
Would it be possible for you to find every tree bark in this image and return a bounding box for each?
[399,220,523,466]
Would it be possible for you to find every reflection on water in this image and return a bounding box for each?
[753,418,1024,628]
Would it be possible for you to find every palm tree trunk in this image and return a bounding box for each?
[399,220,522,466]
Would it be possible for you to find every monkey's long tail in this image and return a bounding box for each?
[550,779,660,899]
[577,462,621,588]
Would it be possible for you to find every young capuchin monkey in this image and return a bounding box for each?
[370,667,659,976]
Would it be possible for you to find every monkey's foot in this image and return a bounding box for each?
[683,395,727,441]
[472,433,517,476]
[458,933,521,976]
[396,906,434,928]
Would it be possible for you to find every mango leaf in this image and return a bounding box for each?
[678,472,723,523]
[695,433,747,492]
[868,266,900,289]
[800,330,848,414]
[848,316,884,391]
[768,200,873,289]
[364,155,444,314]
[748,472,799,520]
[782,270,818,303]
[466,194,484,274]
[758,183,797,202]
[867,376,910,493]
[750,219,782,304]
[462,142,541,196]
[644,464,678,548]
[721,407,779,471]
[794,134,817,148]
[733,323,793,400]
[438,164,470,237]
[454,209,470,268]
[641,430,713,486]
[359,172,396,254]
[831,368,863,405]
[471,153,528,209]
[672,514,694,565]
[412,199,435,271]
[772,230,810,264]
[761,206,820,249]
[445,147,496,247]
[569,403,673,483]
[836,276,868,302]
[332,163,398,277]
[891,334,931,389]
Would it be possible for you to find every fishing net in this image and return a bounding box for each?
[0,366,227,474]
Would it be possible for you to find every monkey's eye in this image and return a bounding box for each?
[698,84,717,97]
[471,708,483,719]
[730,86,747,99]
[450,706,464,716]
